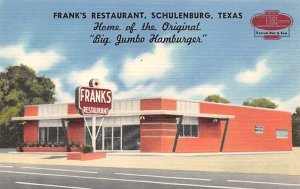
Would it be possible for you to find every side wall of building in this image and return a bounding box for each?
[23,106,39,143]
[23,105,85,145]
[200,102,292,152]
[67,119,84,145]
[140,99,177,152]
[140,115,177,152]
[176,118,223,153]
[23,121,39,143]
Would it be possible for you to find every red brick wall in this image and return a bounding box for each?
[176,118,223,153]
[68,103,79,114]
[140,98,177,111]
[23,121,38,143]
[199,102,292,152]
[140,115,177,152]
[24,106,38,116]
[67,119,84,145]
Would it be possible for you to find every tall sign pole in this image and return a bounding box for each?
[75,79,112,152]
[92,115,97,151]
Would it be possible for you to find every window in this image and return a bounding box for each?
[85,126,102,150]
[179,125,198,137]
[255,125,264,134]
[49,127,58,142]
[38,127,63,143]
[276,130,288,139]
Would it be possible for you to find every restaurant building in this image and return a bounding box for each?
[12,98,292,153]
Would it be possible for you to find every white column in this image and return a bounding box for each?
[92,115,97,152]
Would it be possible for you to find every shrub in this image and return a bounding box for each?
[40,142,47,147]
[20,143,26,147]
[67,145,71,152]
[73,142,80,147]
[81,145,93,153]
[33,142,39,147]
[27,142,34,147]
[59,141,66,147]
[53,142,60,147]
[70,141,80,147]
[47,142,53,147]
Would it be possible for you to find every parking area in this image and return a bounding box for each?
[0,148,300,175]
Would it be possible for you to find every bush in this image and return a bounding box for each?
[47,142,53,147]
[21,142,70,148]
[40,142,47,147]
[59,141,66,147]
[74,142,80,147]
[53,142,60,147]
[81,145,93,153]
[70,141,80,147]
[33,142,39,147]
[27,142,34,147]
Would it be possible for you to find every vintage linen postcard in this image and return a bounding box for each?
[0,1,299,189]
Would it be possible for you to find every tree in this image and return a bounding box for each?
[0,64,56,147]
[204,94,230,104]
[292,107,300,146]
[242,98,277,109]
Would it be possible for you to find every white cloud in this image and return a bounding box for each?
[120,44,174,87]
[53,78,73,103]
[115,83,225,101]
[68,59,118,92]
[0,65,4,72]
[0,44,63,72]
[235,59,271,84]
[272,95,300,112]
[176,84,225,99]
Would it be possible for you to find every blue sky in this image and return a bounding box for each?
[0,0,299,112]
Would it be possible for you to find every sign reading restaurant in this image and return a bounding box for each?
[75,79,112,115]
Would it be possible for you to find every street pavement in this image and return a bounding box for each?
[0,163,300,189]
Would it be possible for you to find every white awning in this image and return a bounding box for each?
[11,110,234,121]
[39,119,66,128]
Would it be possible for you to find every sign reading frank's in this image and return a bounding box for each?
[75,79,112,115]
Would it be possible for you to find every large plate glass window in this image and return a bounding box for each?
[85,126,102,150]
[38,127,63,143]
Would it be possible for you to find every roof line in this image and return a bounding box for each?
[200,101,291,113]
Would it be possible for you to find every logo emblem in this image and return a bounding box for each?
[251,10,293,40]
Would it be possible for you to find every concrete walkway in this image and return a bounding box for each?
[0,148,15,153]
[1,148,300,175]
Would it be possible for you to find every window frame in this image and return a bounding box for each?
[38,127,62,143]
[276,129,288,139]
[255,125,264,134]
[179,124,199,138]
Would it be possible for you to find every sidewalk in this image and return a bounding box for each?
[0,148,15,153]
[1,148,300,175]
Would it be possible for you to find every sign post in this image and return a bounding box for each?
[92,115,97,151]
[75,79,112,152]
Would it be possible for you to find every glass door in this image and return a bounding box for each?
[104,127,112,150]
[113,127,121,150]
